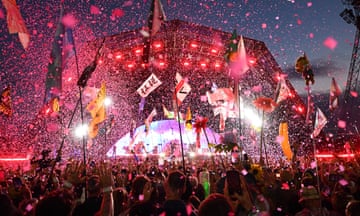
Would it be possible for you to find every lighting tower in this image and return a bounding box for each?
[339,0,360,131]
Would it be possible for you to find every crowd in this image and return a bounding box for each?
[0,153,360,216]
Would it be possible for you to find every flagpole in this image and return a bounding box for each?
[174,95,186,174]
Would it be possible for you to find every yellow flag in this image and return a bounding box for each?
[185,106,192,130]
[279,122,293,161]
[87,82,106,138]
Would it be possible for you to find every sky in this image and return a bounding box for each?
[0,0,357,144]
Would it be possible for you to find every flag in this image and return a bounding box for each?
[142,0,166,63]
[77,39,105,88]
[311,108,328,138]
[87,82,106,138]
[174,72,191,107]
[233,35,249,76]
[329,77,342,111]
[279,122,293,161]
[0,86,12,116]
[2,0,30,49]
[106,115,115,135]
[136,73,162,98]
[144,108,157,134]
[224,29,238,63]
[44,5,75,114]
[139,97,146,114]
[274,77,291,104]
[185,106,192,130]
[162,104,174,119]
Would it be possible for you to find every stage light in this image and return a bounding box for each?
[210,48,218,54]
[104,97,112,107]
[214,62,221,68]
[248,57,257,65]
[315,154,334,158]
[127,62,135,69]
[97,58,104,64]
[200,62,207,68]
[152,41,163,49]
[134,48,142,55]
[114,52,122,60]
[190,42,199,49]
[75,124,88,138]
[183,61,191,67]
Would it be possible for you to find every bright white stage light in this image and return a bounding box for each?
[104,97,112,107]
[75,124,88,138]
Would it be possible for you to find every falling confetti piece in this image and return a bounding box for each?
[323,37,338,50]
[350,91,358,97]
[338,120,346,128]
[90,5,101,15]
[62,14,77,28]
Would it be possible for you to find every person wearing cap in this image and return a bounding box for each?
[295,186,331,216]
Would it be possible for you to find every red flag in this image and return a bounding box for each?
[329,77,342,111]
[0,86,12,116]
[311,108,327,138]
[2,0,29,49]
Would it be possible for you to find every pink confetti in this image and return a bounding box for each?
[90,5,101,15]
[245,12,251,17]
[307,2,312,7]
[297,19,302,25]
[339,179,348,186]
[62,14,77,28]
[310,161,317,169]
[261,23,267,29]
[309,33,314,38]
[323,37,338,50]
[200,95,207,102]
[338,120,346,128]
[122,0,133,7]
[276,135,284,144]
[111,8,125,19]
[0,9,4,19]
[47,22,54,28]
[350,91,358,97]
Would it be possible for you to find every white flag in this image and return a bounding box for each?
[174,72,191,106]
[137,73,162,98]
[311,108,327,138]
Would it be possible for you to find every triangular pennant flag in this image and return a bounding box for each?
[233,35,249,77]
[329,77,342,111]
[185,106,192,130]
[142,0,166,63]
[274,77,291,104]
[311,108,328,138]
[0,86,13,116]
[137,73,162,98]
[2,0,30,49]
[279,122,293,161]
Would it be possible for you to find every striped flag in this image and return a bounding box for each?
[2,0,30,49]
[311,108,327,138]
[142,0,166,63]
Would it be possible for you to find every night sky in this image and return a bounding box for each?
[0,0,357,149]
